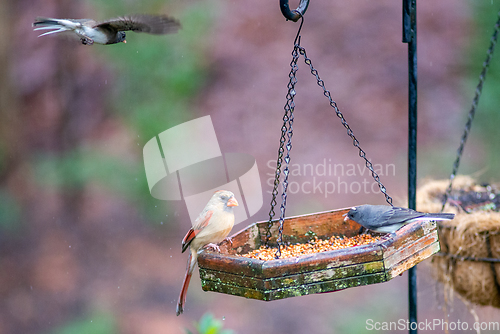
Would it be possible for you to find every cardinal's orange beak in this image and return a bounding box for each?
[123,40,127,43]
[227,197,239,207]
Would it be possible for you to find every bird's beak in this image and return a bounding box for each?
[343,213,350,222]
[227,197,239,207]
[123,40,127,43]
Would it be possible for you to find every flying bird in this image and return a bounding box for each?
[33,14,180,45]
[344,204,455,234]
[176,190,238,316]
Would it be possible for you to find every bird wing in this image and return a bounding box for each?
[181,210,213,253]
[94,15,180,34]
[380,207,425,226]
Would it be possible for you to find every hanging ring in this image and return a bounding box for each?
[280,0,309,22]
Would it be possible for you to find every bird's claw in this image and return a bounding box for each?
[204,243,221,252]
[223,236,233,246]
[81,37,94,45]
[380,232,396,250]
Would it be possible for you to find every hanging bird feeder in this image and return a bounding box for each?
[198,208,439,301]
[418,176,500,308]
[416,9,500,309]
[197,0,440,300]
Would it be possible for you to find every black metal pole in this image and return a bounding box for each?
[403,0,417,333]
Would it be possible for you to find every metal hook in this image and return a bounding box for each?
[280,0,309,22]
[293,14,304,45]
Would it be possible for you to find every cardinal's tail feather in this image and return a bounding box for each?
[176,250,197,316]
[176,271,192,316]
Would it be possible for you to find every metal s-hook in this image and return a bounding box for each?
[280,0,309,22]
[293,15,304,45]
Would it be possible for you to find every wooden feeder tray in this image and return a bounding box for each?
[197,207,440,301]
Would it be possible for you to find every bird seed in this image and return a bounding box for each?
[240,234,381,261]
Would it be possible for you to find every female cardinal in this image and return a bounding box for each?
[176,190,238,315]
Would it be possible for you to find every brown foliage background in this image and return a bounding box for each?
[1,0,500,333]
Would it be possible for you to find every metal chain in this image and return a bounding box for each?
[296,44,394,206]
[441,10,500,211]
[264,113,288,245]
[275,47,299,258]
[264,43,300,249]
[268,16,393,258]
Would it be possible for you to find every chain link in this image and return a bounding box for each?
[264,44,300,251]
[441,10,500,211]
[275,48,299,258]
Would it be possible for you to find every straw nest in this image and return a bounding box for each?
[417,175,500,308]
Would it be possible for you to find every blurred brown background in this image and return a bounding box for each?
[1,0,500,333]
